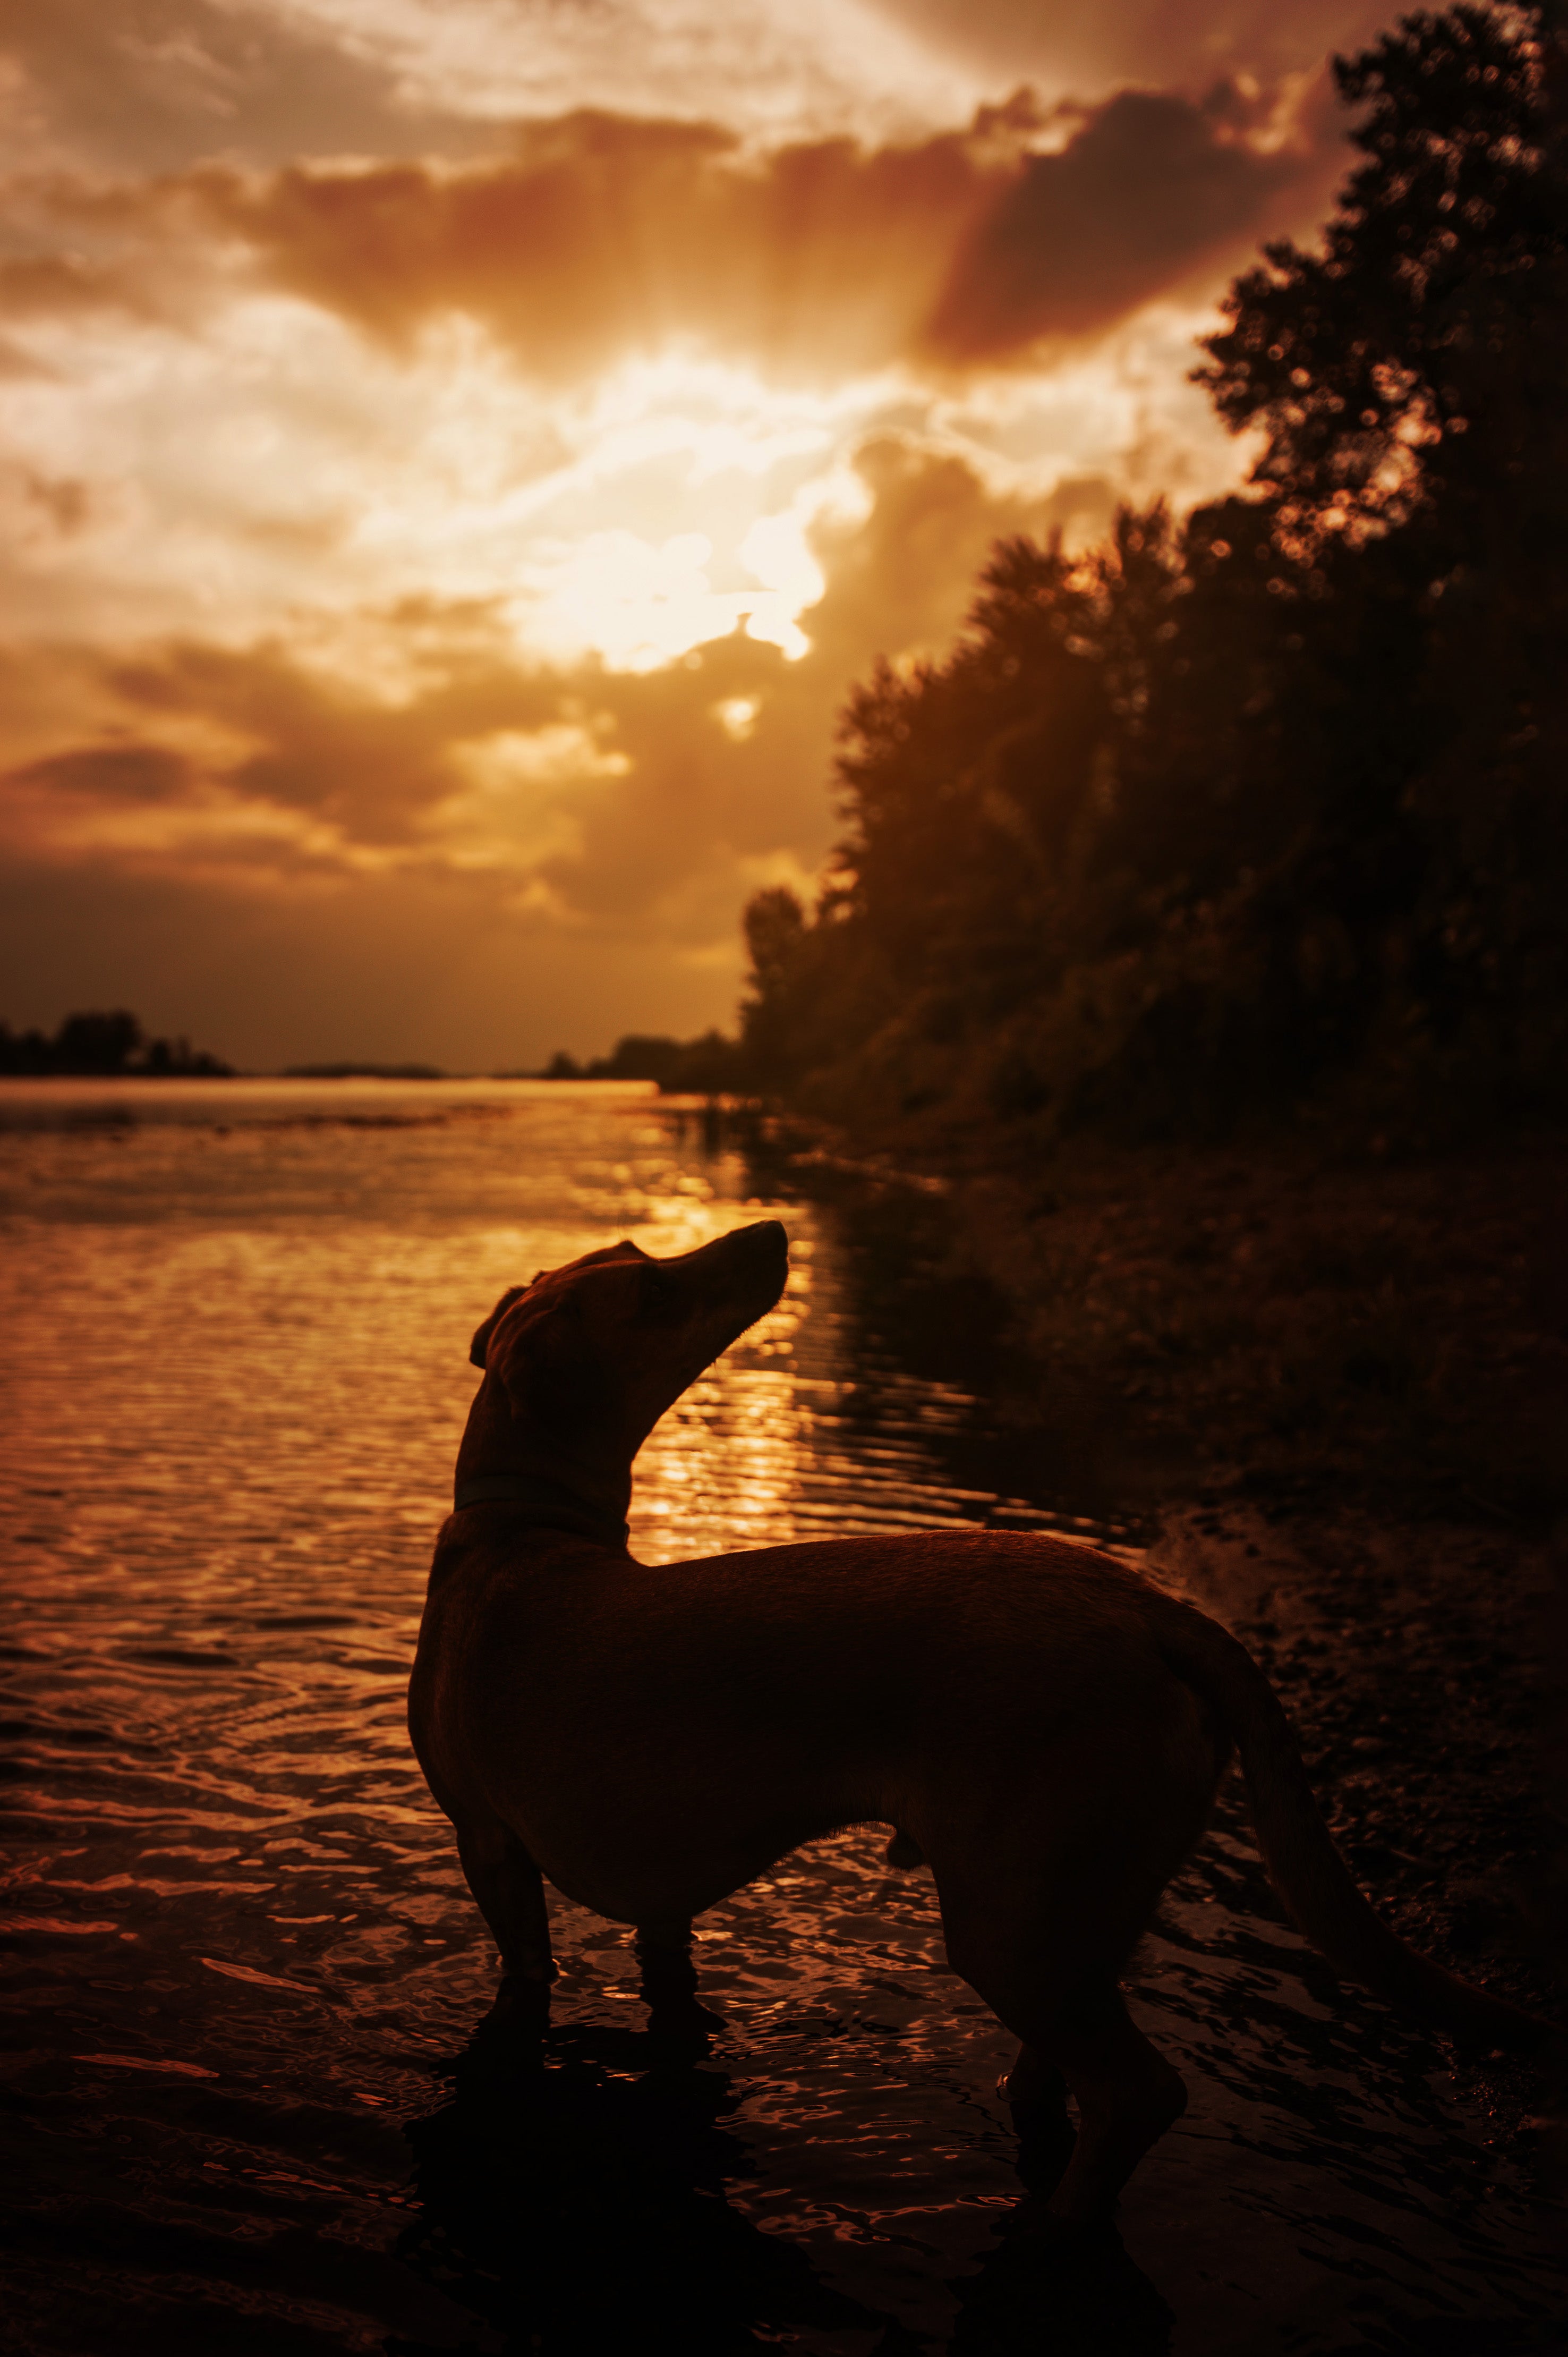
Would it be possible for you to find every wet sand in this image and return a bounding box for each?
[1125,1505,1563,2354]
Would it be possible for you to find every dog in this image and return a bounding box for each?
[408,1219,1550,2227]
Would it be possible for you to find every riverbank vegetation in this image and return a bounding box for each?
[738,6,1566,1155]
[725,6,1568,1527]
[540,1031,738,1090]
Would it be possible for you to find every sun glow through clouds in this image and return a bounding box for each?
[0,0,1359,1066]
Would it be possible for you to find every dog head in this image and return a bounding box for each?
[469,1220,789,1465]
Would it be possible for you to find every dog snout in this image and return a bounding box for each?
[676,1218,787,1269]
[731,1219,789,1290]
[691,1218,789,1318]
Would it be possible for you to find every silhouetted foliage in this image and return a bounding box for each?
[543,1030,744,1092]
[286,1061,446,1078]
[0,1010,232,1076]
[739,4,1568,1144]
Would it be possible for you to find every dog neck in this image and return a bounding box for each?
[451,1469,630,1551]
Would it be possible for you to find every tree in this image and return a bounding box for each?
[52,1011,145,1073]
[1196,6,1568,1097]
[1196,6,1565,557]
[741,6,1567,1138]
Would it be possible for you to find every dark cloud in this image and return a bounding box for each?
[0,253,142,318]
[805,431,1046,658]
[14,743,192,802]
[166,112,976,380]
[94,84,1332,376]
[106,627,561,844]
[925,84,1318,355]
[19,470,94,536]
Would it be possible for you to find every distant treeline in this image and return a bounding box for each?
[285,1061,446,1081]
[0,1010,232,1078]
[541,1031,740,1092]
[737,7,1568,1145]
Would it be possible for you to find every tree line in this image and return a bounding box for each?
[0,1010,232,1077]
[736,5,1567,1144]
[540,1032,739,1090]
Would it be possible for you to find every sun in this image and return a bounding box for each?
[481,356,880,671]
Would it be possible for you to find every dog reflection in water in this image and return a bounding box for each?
[407,1220,1548,2230]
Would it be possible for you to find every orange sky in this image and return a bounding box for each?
[0,0,1391,1069]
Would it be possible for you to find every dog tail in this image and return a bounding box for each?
[1147,1588,1552,2053]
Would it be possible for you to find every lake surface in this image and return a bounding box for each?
[0,1080,1557,2355]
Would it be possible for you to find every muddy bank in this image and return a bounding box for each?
[1150,1508,1565,2170]
[724,1119,1568,1522]
[941,1134,1568,1528]
[729,1115,1568,2207]
[951,1137,1568,2189]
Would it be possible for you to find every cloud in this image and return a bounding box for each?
[20,80,1335,374]
[0,0,1388,181]
[141,113,984,381]
[0,252,142,319]
[238,88,1330,371]
[0,431,1072,1055]
[0,0,484,174]
[0,0,978,181]
[291,0,964,143]
[869,0,1395,97]
[0,0,1374,1066]
[924,82,1324,355]
[14,743,192,803]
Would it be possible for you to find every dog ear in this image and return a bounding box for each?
[560,1240,650,1272]
[470,1283,531,1369]
[482,1283,608,1427]
[469,1244,645,1367]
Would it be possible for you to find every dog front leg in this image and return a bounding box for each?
[1000,2044,1076,2194]
[455,1820,556,2007]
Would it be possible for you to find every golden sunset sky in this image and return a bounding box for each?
[1,0,1392,1069]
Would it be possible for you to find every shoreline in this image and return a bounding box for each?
[737,1110,1568,2187]
[738,1112,1568,1529]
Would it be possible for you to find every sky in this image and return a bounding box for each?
[0,0,1395,1070]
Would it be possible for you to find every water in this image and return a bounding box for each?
[0,1080,1556,2355]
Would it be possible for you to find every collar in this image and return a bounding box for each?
[451,1471,629,1551]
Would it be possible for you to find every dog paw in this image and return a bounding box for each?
[646,1994,726,2057]
[491,1973,553,2029]
[1013,2193,1119,2249]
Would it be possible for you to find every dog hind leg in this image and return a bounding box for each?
[948,1900,1186,2227]
[999,2042,1070,2124]
[634,1918,703,2013]
[998,2042,1076,2192]
[940,1670,1220,2223]
[1019,1969,1186,2227]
